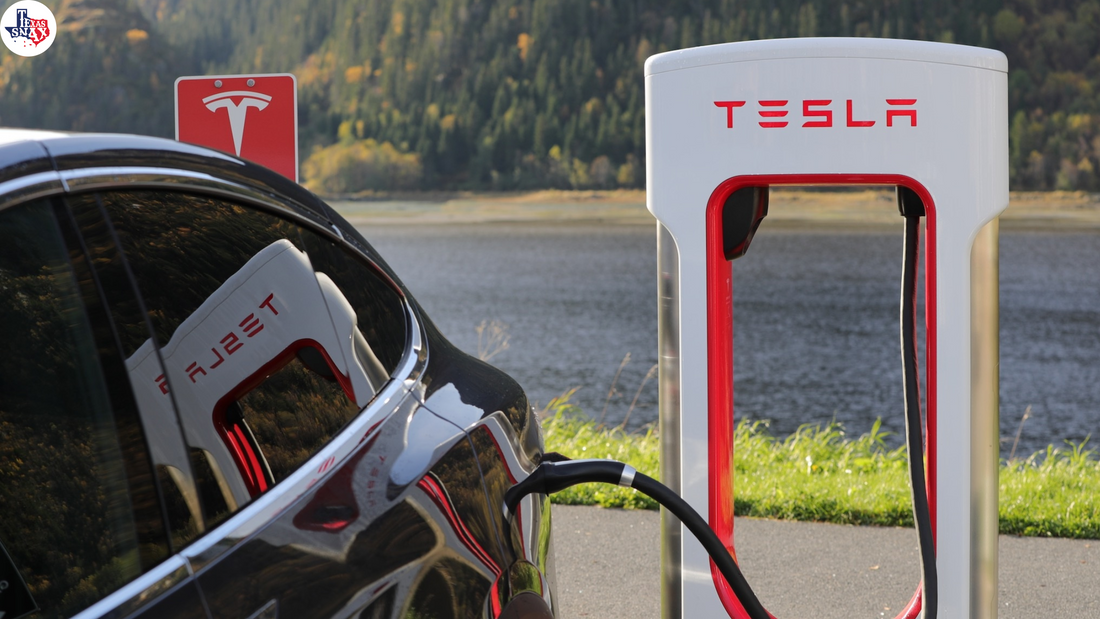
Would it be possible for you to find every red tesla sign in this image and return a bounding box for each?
[175,73,298,181]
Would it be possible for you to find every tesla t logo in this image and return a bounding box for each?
[176,73,298,181]
[714,99,917,129]
[203,91,273,157]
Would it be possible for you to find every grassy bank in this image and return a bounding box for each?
[540,394,1100,539]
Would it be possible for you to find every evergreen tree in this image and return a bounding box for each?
[2,0,1098,190]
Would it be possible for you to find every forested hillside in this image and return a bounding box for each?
[2,0,1099,191]
[0,0,188,138]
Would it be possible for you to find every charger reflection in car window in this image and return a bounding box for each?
[101,191,407,527]
[126,239,389,511]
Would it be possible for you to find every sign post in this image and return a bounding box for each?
[175,73,298,182]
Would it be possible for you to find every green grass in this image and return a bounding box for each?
[1000,442,1100,538]
[540,391,660,510]
[540,393,1100,539]
[730,418,916,527]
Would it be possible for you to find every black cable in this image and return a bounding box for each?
[901,215,937,619]
[631,471,770,619]
[505,459,770,619]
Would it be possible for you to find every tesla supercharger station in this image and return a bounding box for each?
[646,39,1006,619]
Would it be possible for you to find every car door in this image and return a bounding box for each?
[0,194,207,619]
[92,186,507,618]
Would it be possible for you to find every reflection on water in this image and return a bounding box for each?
[364,222,1100,454]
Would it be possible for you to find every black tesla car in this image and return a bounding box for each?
[0,130,555,619]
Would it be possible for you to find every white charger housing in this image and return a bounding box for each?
[646,38,1007,619]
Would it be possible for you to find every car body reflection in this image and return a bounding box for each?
[127,239,388,509]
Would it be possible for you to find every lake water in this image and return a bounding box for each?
[362,222,1100,456]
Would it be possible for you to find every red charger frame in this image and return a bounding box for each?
[704,174,938,619]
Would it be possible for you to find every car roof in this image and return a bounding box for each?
[0,128,332,222]
[0,128,405,289]
[0,128,70,146]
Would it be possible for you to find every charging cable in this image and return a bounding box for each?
[504,458,770,619]
[899,193,937,619]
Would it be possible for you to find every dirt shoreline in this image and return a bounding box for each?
[328,189,1100,230]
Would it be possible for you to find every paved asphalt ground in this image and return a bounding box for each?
[552,505,1099,618]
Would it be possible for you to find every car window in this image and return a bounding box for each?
[64,192,212,549]
[98,190,408,521]
[0,199,170,618]
[298,228,408,372]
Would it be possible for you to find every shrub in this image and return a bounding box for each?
[302,139,423,193]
